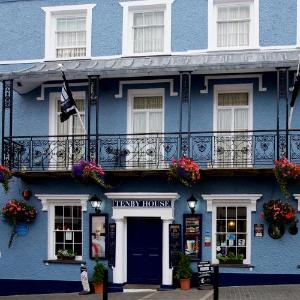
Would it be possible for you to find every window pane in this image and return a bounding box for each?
[237,220,247,232]
[133,112,147,133]
[234,108,248,131]
[237,207,247,219]
[55,206,63,216]
[227,247,237,256]
[216,234,226,247]
[218,93,248,106]
[237,234,247,246]
[217,109,232,131]
[227,220,236,232]
[217,220,226,232]
[55,243,64,254]
[133,96,163,109]
[237,246,246,259]
[227,207,236,219]
[55,231,64,243]
[74,244,82,256]
[217,207,226,219]
[74,232,82,243]
[64,231,73,243]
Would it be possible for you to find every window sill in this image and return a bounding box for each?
[212,264,254,269]
[43,259,86,265]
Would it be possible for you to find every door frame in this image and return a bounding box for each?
[105,192,179,287]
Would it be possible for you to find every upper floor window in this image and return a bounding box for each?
[208,0,259,50]
[42,4,95,60]
[121,0,174,56]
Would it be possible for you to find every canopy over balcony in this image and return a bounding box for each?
[0,48,299,94]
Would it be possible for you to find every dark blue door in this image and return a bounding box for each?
[127,217,162,284]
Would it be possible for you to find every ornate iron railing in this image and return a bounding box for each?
[3,130,300,171]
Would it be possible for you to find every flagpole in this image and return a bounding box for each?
[58,64,87,135]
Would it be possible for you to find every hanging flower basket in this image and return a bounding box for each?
[274,158,300,199]
[262,199,298,239]
[1,200,37,247]
[72,160,110,189]
[168,156,201,187]
[0,165,12,193]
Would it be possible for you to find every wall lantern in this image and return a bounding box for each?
[187,195,198,214]
[88,195,102,214]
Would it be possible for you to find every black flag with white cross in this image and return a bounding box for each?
[60,71,77,122]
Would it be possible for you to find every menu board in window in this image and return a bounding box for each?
[169,224,182,268]
[108,223,116,267]
[183,214,202,261]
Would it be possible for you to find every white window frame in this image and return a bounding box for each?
[208,0,259,51]
[42,4,96,60]
[213,83,253,132]
[127,88,165,135]
[202,194,262,265]
[35,194,89,260]
[213,84,253,167]
[120,0,174,57]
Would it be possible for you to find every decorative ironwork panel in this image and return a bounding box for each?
[290,134,300,163]
[279,134,287,159]
[4,81,12,109]
[88,77,98,105]
[191,136,212,167]
[253,135,275,165]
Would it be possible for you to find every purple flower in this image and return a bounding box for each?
[72,164,84,177]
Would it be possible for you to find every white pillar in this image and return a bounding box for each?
[162,219,173,286]
[113,218,125,284]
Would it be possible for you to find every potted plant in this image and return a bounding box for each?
[1,199,37,247]
[0,165,12,192]
[174,252,193,290]
[57,249,76,260]
[92,258,105,294]
[168,156,201,187]
[72,160,110,189]
[217,252,244,264]
[262,199,298,238]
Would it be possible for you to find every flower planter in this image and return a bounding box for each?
[268,223,285,239]
[57,255,76,260]
[15,223,29,236]
[218,260,243,265]
[93,282,103,294]
[180,278,191,290]
[288,224,298,235]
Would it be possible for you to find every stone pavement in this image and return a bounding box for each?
[1,285,300,300]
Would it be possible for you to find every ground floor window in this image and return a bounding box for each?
[54,205,82,258]
[202,194,262,265]
[216,206,247,262]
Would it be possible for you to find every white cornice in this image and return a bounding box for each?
[105,192,179,200]
[202,194,262,212]
[35,194,90,211]
[119,0,175,8]
[42,4,96,13]
[293,194,300,211]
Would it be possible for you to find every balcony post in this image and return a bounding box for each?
[87,76,100,163]
[276,67,290,160]
[179,72,192,157]
[1,79,13,167]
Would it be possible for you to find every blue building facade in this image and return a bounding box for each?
[0,0,300,295]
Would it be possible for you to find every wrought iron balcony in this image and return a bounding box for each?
[2,130,299,172]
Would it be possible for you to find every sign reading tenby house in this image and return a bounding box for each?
[113,200,172,207]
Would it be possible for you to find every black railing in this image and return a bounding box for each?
[3,130,300,172]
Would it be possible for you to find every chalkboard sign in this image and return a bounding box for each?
[108,223,116,268]
[169,224,182,268]
[197,261,213,290]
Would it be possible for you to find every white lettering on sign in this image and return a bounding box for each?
[113,200,171,207]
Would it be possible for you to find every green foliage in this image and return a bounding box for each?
[217,252,244,264]
[92,259,105,283]
[174,252,192,280]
